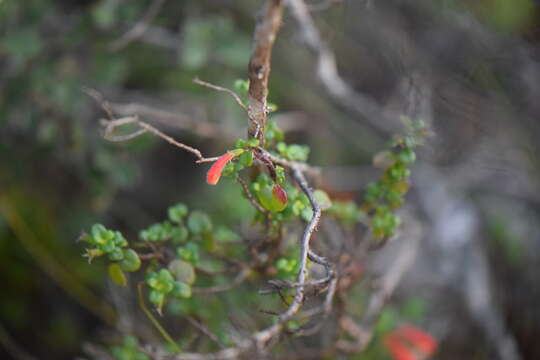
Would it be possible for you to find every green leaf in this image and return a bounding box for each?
[177,242,200,265]
[301,206,313,222]
[376,309,397,334]
[214,226,240,243]
[397,149,416,164]
[168,203,188,223]
[171,281,192,298]
[91,224,108,244]
[108,247,124,261]
[286,144,310,161]
[172,226,189,244]
[120,249,141,272]
[187,211,212,234]
[234,79,249,95]
[238,151,253,167]
[109,263,127,286]
[314,190,332,211]
[257,185,287,212]
[168,259,196,285]
[246,138,260,147]
[149,290,165,314]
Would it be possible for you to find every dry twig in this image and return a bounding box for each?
[111,0,167,50]
[193,78,247,112]
[287,0,398,133]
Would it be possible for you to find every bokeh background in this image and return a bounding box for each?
[2,0,540,359]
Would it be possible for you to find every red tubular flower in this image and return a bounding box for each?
[397,325,437,356]
[383,325,437,360]
[206,152,236,185]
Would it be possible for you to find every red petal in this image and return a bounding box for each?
[206,152,236,185]
[383,335,418,360]
[272,184,288,205]
[397,325,437,356]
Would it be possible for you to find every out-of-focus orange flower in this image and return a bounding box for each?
[383,324,437,360]
[206,152,236,185]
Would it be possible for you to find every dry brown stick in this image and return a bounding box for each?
[109,102,225,138]
[247,0,284,140]
[83,87,217,163]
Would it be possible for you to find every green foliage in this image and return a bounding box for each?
[168,204,188,223]
[146,269,191,314]
[140,203,192,244]
[108,263,127,286]
[177,242,200,265]
[276,257,300,281]
[168,259,196,285]
[276,142,310,162]
[362,117,428,239]
[264,120,285,144]
[187,211,213,234]
[181,17,250,70]
[111,336,149,360]
[328,201,365,227]
[81,224,140,272]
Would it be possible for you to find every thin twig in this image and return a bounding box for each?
[193,78,247,111]
[287,0,397,134]
[192,268,250,295]
[110,0,167,50]
[186,317,226,349]
[108,101,225,138]
[83,87,218,162]
[137,282,181,353]
[236,175,267,214]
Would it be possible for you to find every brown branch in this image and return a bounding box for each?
[247,0,284,140]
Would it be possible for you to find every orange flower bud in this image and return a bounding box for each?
[206,152,236,185]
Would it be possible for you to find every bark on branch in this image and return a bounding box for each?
[247,0,284,141]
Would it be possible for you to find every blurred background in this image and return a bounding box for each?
[1,0,540,359]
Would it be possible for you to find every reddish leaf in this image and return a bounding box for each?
[272,184,288,206]
[397,325,437,356]
[206,152,236,185]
